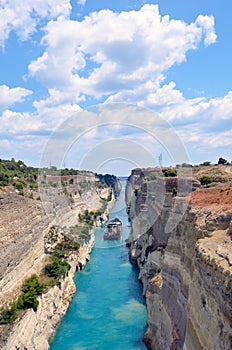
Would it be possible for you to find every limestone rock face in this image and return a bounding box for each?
[4,234,94,350]
[0,192,50,306]
[126,169,232,350]
[0,173,118,349]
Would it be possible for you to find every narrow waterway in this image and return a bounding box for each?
[49,180,147,350]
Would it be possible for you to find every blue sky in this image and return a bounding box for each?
[0,0,231,174]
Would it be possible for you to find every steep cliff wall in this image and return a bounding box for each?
[0,173,115,306]
[0,172,119,349]
[97,173,122,198]
[3,234,94,350]
[126,168,232,350]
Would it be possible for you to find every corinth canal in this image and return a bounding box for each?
[49,179,147,350]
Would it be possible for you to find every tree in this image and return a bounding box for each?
[201,161,211,166]
[0,173,10,186]
[44,257,71,280]
[17,274,44,311]
[218,157,227,165]
[21,274,44,295]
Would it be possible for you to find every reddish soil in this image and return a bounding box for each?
[190,187,232,209]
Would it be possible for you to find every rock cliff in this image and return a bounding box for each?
[126,167,232,350]
[0,172,119,349]
[3,234,94,350]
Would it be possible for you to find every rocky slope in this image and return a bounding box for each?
[3,234,94,350]
[0,172,119,349]
[126,166,232,350]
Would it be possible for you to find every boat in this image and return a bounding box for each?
[103,217,122,240]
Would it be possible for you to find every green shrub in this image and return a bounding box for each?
[201,161,211,166]
[21,274,44,295]
[200,175,213,185]
[0,274,44,323]
[14,181,25,191]
[0,173,10,186]
[17,291,39,311]
[164,169,177,177]
[44,257,71,281]
[0,305,17,324]
[78,209,94,226]
[16,274,44,311]
[52,236,80,258]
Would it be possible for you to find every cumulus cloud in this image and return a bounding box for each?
[0,103,83,139]
[178,126,232,153]
[196,15,217,46]
[0,0,71,46]
[28,4,216,107]
[0,4,225,166]
[0,88,231,166]
[0,85,32,110]
[0,109,42,134]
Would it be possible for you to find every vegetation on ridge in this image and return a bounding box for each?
[0,158,38,189]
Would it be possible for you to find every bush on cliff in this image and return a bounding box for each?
[0,274,44,324]
[16,274,44,311]
[78,209,94,226]
[44,257,71,281]
[52,235,80,259]
[0,158,38,188]
[0,305,17,324]
[200,175,213,185]
[163,169,177,177]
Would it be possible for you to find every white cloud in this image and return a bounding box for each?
[0,103,83,138]
[0,85,32,110]
[178,126,232,150]
[33,88,85,108]
[196,15,217,46]
[107,80,232,130]
[0,4,226,166]
[0,87,231,167]
[0,0,71,46]
[0,110,42,134]
[28,4,216,107]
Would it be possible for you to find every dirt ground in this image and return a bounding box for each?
[190,186,232,209]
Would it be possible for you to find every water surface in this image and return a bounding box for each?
[50,181,147,350]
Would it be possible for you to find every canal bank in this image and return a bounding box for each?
[50,179,147,350]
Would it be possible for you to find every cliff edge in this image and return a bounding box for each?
[126,166,232,350]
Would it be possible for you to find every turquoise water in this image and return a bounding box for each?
[49,181,147,350]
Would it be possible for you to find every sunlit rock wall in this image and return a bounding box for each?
[126,168,232,350]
